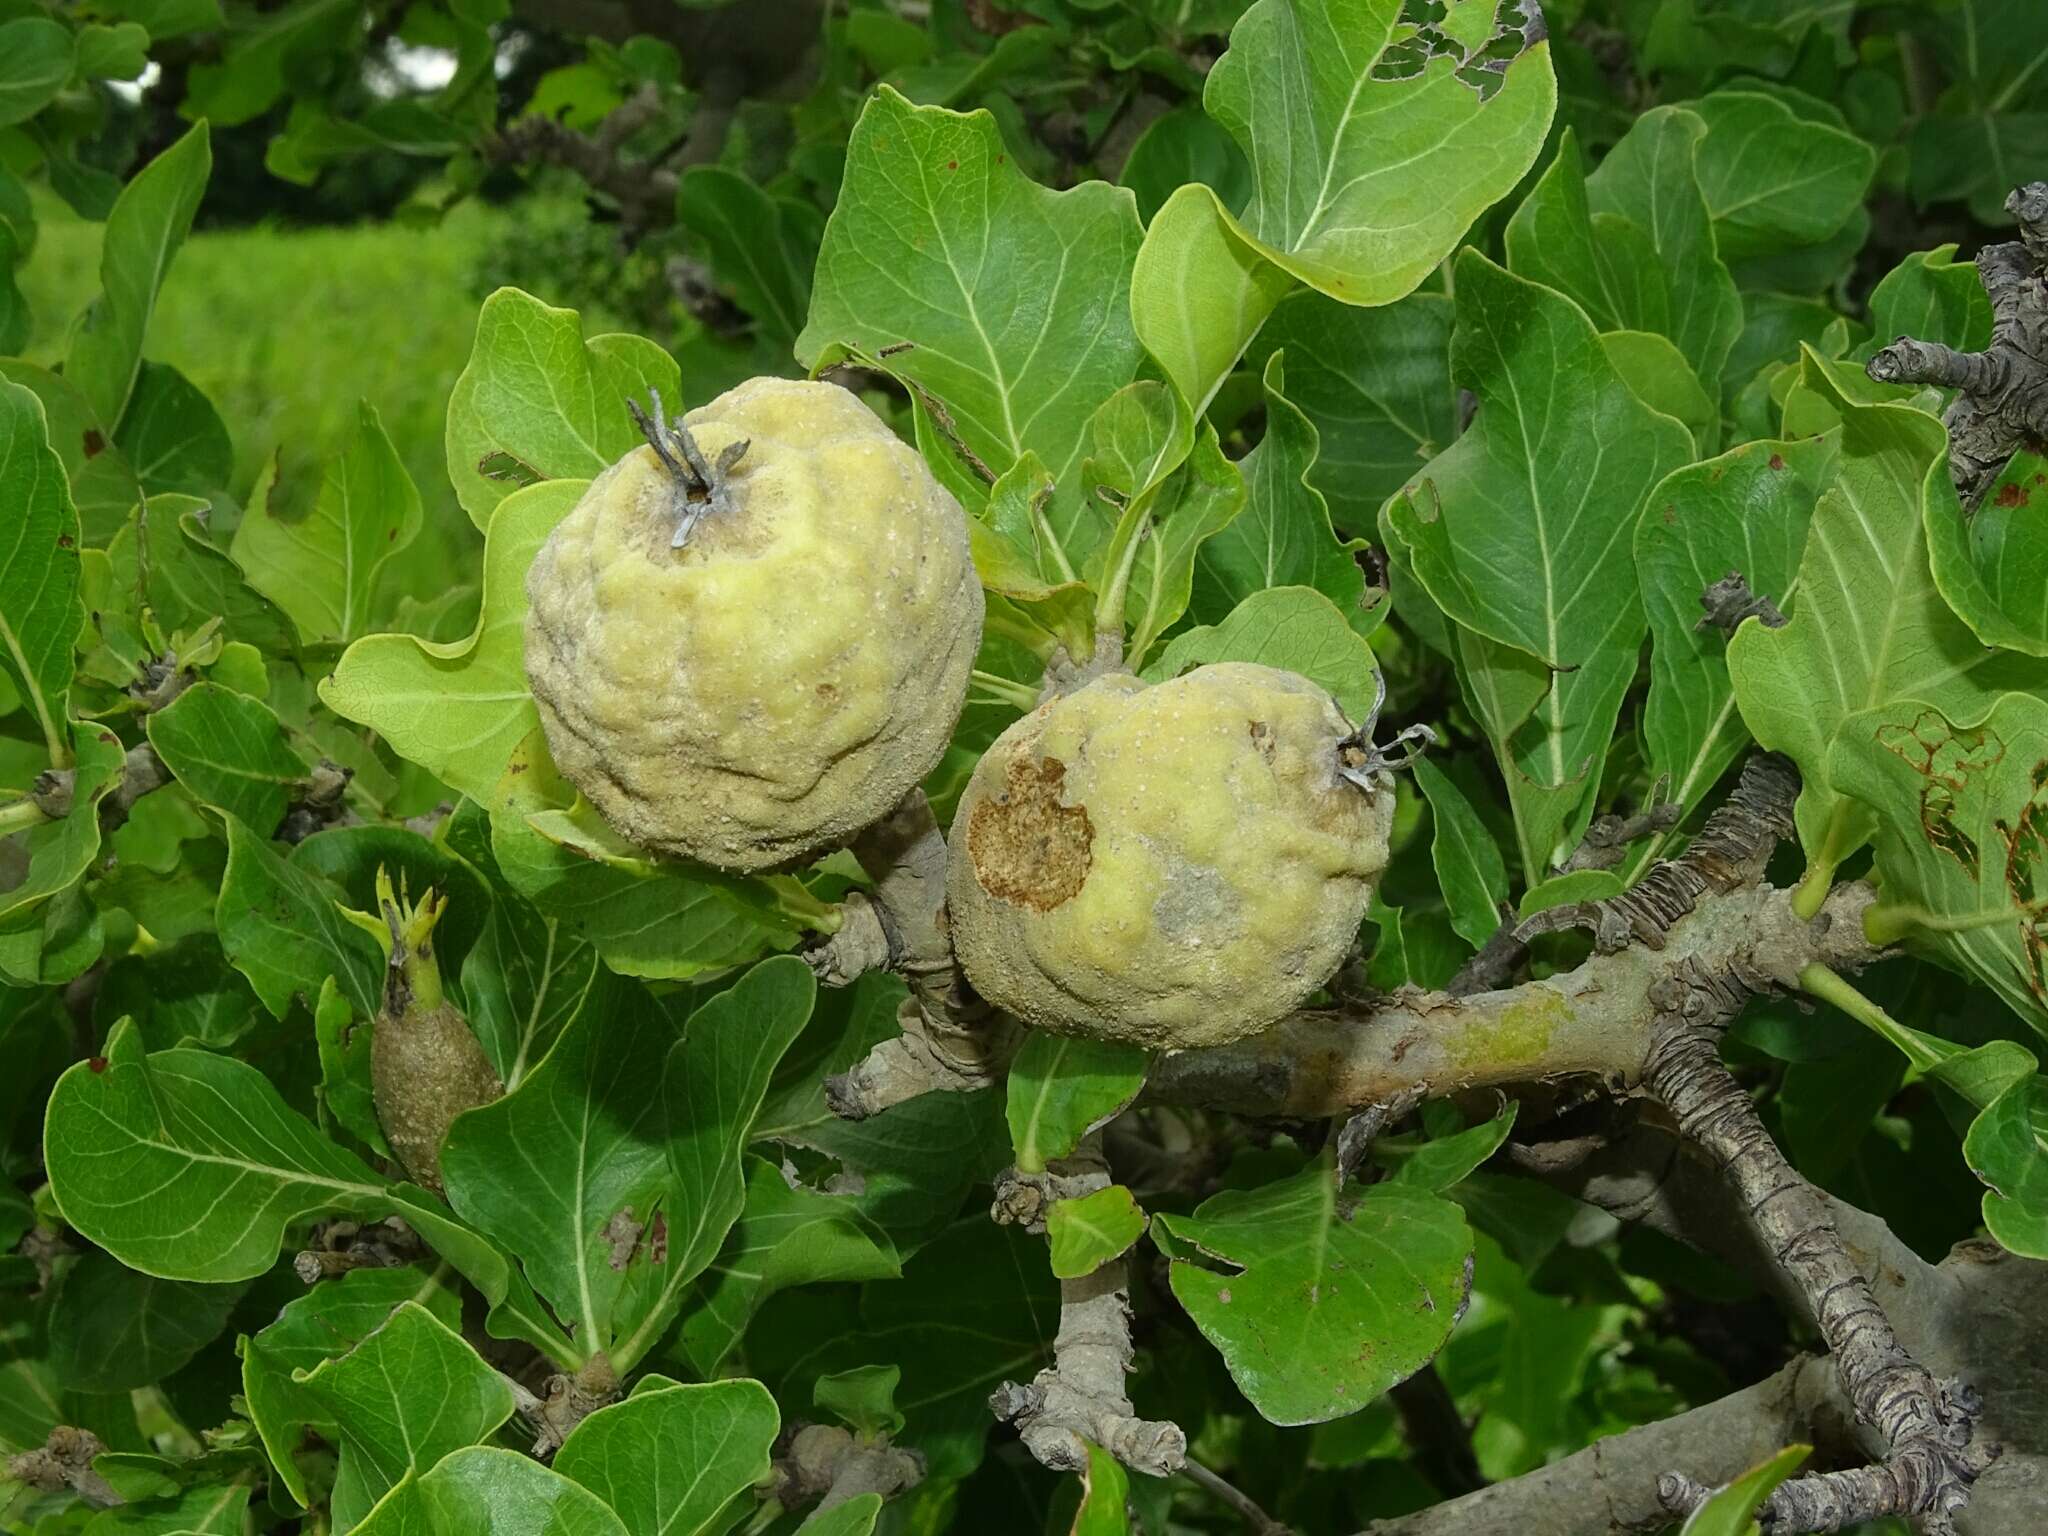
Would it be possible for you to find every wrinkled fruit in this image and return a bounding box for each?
[947,663,1394,1050]
[524,377,984,871]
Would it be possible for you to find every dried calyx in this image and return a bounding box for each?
[626,388,749,547]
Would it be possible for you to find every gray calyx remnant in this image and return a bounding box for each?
[1337,668,1436,791]
[1866,180,2048,507]
[626,389,750,547]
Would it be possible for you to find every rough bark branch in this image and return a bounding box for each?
[989,1134,1186,1477]
[1866,180,2048,505]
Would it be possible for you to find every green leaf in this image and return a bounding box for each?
[794,1495,882,1536]
[814,1364,903,1439]
[1383,253,1693,878]
[243,1265,462,1507]
[1966,1074,2048,1257]
[140,497,296,655]
[216,813,384,1021]
[1146,585,1379,725]
[1202,0,1554,302]
[1636,436,1838,853]
[1153,1162,1473,1424]
[1005,1033,1148,1174]
[116,361,234,499]
[1123,424,1247,665]
[147,683,308,836]
[66,124,211,435]
[1193,353,1374,631]
[1689,90,1875,260]
[46,1250,243,1392]
[605,957,815,1372]
[1584,108,1742,384]
[1926,450,2048,657]
[1829,694,2048,1040]
[1247,289,1455,533]
[1129,184,1294,417]
[184,0,363,127]
[231,403,424,646]
[0,19,73,127]
[676,167,817,347]
[323,478,584,808]
[1118,104,1250,225]
[1387,1101,1516,1191]
[356,1447,631,1536]
[1412,755,1507,950]
[1601,330,1717,456]
[75,22,150,81]
[0,381,84,766]
[1071,1440,1131,1536]
[1679,1445,1810,1535]
[1729,355,2048,888]
[440,969,667,1356]
[294,1302,516,1529]
[0,724,124,934]
[1863,246,1993,360]
[796,86,1145,519]
[555,1378,780,1536]
[1046,1184,1146,1279]
[444,288,678,530]
[673,1157,900,1377]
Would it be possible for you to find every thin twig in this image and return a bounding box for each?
[1180,1457,1291,1535]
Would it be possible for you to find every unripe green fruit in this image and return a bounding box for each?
[523,377,984,872]
[946,664,1394,1050]
[367,873,501,1194]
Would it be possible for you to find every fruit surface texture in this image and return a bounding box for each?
[524,377,984,870]
[948,663,1394,1049]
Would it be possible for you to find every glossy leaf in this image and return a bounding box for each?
[1926,450,2048,657]
[0,19,73,127]
[797,86,1145,518]
[1071,1440,1131,1536]
[216,813,384,1021]
[1005,1033,1148,1174]
[1046,1184,1146,1280]
[1729,356,2048,885]
[555,1378,779,1536]
[46,1251,243,1393]
[1689,90,1875,260]
[1145,584,1378,727]
[356,1448,631,1536]
[147,683,308,836]
[444,288,678,530]
[323,478,584,807]
[1412,755,1507,950]
[1966,1074,2048,1257]
[1680,1445,1810,1535]
[231,401,424,646]
[0,381,83,764]
[676,167,816,347]
[1154,1163,1473,1424]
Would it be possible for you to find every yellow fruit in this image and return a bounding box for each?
[947,664,1394,1050]
[523,378,983,871]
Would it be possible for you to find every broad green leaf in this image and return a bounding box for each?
[1129,184,1293,417]
[1123,424,1246,665]
[1689,90,1875,260]
[444,289,678,529]
[0,723,123,936]
[323,479,584,807]
[1967,1075,2048,1257]
[1729,356,2048,886]
[490,810,793,982]
[1247,289,1455,533]
[1504,129,1644,336]
[1926,450,2048,656]
[1412,755,1507,950]
[677,167,817,347]
[1829,694,2048,1039]
[1005,1033,1148,1174]
[1383,253,1693,878]
[814,1365,903,1439]
[66,124,212,434]
[115,361,234,499]
[0,20,72,127]
[356,1447,631,1536]
[1387,1101,1517,1191]
[77,1483,251,1532]
[440,968,668,1356]
[1601,330,1717,455]
[453,844,601,1090]
[243,1266,461,1507]
[0,381,84,765]
[1636,435,1838,853]
[1118,104,1251,224]
[1154,1163,1473,1424]
[140,496,297,655]
[1046,1184,1146,1279]
[216,813,384,1021]
[795,86,1145,519]
[231,402,424,646]
[1863,246,1992,361]
[184,0,363,127]
[1145,585,1379,725]
[1071,1440,1131,1536]
[555,1378,779,1536]
[1584,108,1742,384]
[1193,354,1374,631]
[605,957,815,1372]
[1680,1445,1810,1535]
[75,22,150,81]
[46,1250,243,1392]
[295,1303,516,1529]
[148,683,308,836]
[673,1157,900,1377]
[1202,0,1554,303]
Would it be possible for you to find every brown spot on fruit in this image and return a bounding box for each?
[1248,719,1274,759]
[967,754,1092,911]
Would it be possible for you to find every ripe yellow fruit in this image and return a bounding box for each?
[524,378,983,871]
[947,664,1395,1050]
